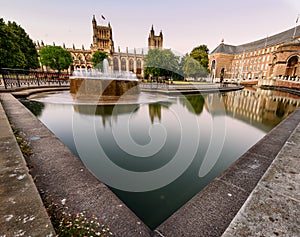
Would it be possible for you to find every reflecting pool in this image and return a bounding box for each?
[23,87,300,229]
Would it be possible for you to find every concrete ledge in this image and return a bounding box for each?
[140,85,243,95]
[0,85,69,93]
[221,117,300,237]
[11,86,69,98]
[0,93,151,237]
[0,96,55,236]
[154,108,300,237]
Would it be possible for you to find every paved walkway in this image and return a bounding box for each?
[0,95,55,236]
[221,118,300,237]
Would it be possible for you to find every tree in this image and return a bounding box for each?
[39,46,73,74]
[182,54,208,79]
[190,45,210,71]
[182,55,201,78]
[92,51,108,69]
[8,21,39,69]
[0,18,38,69]
[144,48,181,79]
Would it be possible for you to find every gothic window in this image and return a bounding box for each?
[129,59,134,72]
[113,57,119,71]
[137,59,142,74]
[121,58,126,71]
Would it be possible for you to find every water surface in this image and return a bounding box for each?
[24,87,300,229]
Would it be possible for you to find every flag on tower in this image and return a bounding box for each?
[101,15,106,20]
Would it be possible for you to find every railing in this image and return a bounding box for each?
[0,68,70,89]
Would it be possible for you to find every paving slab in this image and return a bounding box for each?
[0,96,55,237]
[221,114,300,237]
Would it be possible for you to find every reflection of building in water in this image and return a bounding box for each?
[148,103,162,123]
[222,88,300,130]
[73,104,139,127]
[204,93,226,116]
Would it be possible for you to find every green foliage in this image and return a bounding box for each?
[39,46,73,72]
[182,55,201,78]
[144,48,181,79]
[19,99,45,117]
[0,18,39,69]
[92,51,108,69]
[180,94,205,115]
[8,21,39,69]
[190,45,209,71]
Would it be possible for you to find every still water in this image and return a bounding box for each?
[24,87,300,229]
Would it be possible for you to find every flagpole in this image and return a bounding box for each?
[293,14,299,39]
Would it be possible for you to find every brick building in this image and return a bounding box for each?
[209,27,300,83]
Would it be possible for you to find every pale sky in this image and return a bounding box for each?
[1,0,300,54]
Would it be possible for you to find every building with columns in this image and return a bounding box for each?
[209,27,300,83]
[37,16,163,78]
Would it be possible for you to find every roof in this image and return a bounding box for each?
[211,26,300,55]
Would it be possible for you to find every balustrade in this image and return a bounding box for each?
[0,68,70,89]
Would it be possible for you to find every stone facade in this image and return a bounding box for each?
[209,27,300,82]
[37,16,164,79]
[91,15,114,54]
[148,25,163,49]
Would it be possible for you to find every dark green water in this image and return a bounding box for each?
[24,87,300,229]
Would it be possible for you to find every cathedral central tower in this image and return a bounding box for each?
[91,15,114,54]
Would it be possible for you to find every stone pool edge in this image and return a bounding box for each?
[0,94,55,237]
[0,93,151,237]
[1,91,299,237]
[154,108,300,237]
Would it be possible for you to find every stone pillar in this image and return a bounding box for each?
[118,57,121,72]
[126,57,130,72]
[134,58,137,74]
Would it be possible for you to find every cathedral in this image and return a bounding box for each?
[209,26,300,83]
[37,15,163,78]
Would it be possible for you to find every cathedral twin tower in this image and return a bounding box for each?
[148,25,163,49]
[91,15,163,54]
[48,15,164,77]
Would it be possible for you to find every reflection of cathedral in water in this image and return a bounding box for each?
[148,103,162,123]
[222,88,300,130]
[73,104,140,127]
